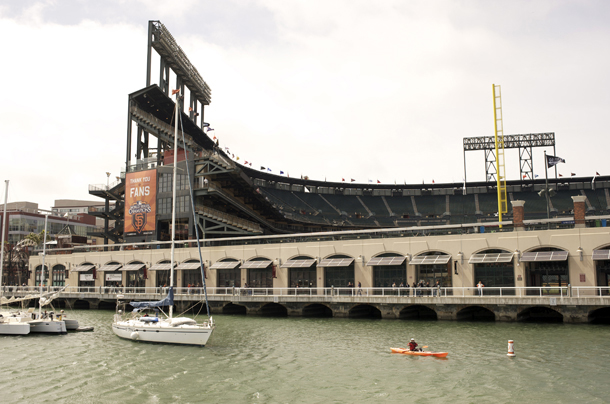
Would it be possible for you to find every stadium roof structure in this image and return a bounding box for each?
[91,20,610,244]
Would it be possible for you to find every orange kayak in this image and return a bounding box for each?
[391,347,448,358]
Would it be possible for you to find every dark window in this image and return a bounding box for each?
[156,270,171,287]
[218,267,241,287]
[248,268,273,288]
[290,268,317,288]
[52,265,65,286]
[182,268,203,287]
[474,263,515,294]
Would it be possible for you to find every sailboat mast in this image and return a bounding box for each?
[0,180,9,300]
[169,90,180,319]
[38,214,48,317]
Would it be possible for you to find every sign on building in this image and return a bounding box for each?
[124,169,157,236]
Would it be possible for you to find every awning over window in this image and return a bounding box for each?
[177,262,202,270]
[97,264,123,272]
[241,260,273,269]
[122,263,146,271]
[149,263,175,271]
[468,253,514,264]
[409,255,451,265]
[592,250,610,261]
[366,256,406,266]
[280,259,317,268]
[71,264,95,272]
[319,258,354,267]
[210,260,240,269]
[520,251,569,262]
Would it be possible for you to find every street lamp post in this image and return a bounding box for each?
[106,172,111,190]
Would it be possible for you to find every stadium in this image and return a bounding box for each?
[22,21,610,321]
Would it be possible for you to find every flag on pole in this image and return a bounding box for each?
[351,179,355,182]
[172,89,180,95]
[546,155,565,168]
[596,172,600,176]
[377,180,380,183]
[342,178,345,182]
[261,166,266,170]
[267,168,272,172]
[559,173,563,177]
[571,173,576,176]
[206,127,215,131]
[280,171,284,175]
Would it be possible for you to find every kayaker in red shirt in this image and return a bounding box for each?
[408,338,421,351]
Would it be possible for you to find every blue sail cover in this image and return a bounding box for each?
[130,287,174,309]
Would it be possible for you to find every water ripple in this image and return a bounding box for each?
[1,312,610,403]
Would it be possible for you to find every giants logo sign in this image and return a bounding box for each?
[124,169,157,236]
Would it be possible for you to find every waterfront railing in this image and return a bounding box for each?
[2,286,609,299]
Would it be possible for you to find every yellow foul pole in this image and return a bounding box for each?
[492,84,508,226]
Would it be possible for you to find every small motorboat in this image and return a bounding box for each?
[391,347,448,358]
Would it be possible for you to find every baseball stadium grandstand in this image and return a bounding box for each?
[87,21,610,244]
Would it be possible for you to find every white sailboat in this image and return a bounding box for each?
[0,180,30,335]
[112,89,214,346]
[28,214,66,334]
[1,182,69,335]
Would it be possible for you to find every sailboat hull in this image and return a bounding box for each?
[112,321,213,346]
[29,320,67,334]
[0,323,30,335]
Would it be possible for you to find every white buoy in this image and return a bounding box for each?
[507,340,516,357]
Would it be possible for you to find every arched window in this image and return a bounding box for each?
[35,265,49,286]
[411,251,452,287]
[179,260,204,288]
[74,263,95,288]
[367,253,406,292]
[100,261,123,287]
[125,262,146,289]
[247,257,274,288]
[151,260,172,287]
[522,247,569,294]
[51,264,66,287]
[469,249,515,295]
[320,255,352,288]
[212,258,241,288]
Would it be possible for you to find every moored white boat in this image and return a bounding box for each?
[0,181,30,336]
[29,318,66,334]
[112,310,213,346]
[111,88,214,346]
[0,314,30,335]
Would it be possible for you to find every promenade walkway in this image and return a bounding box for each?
[3,286,609,323]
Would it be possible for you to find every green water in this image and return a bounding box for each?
[1,311,609,403]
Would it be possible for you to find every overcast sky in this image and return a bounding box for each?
[1,0,609,210]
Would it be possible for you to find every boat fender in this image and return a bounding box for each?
[130,331,139,340]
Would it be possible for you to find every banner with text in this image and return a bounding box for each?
[124,169,157,237]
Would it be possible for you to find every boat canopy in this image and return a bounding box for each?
[129,287,174,309]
